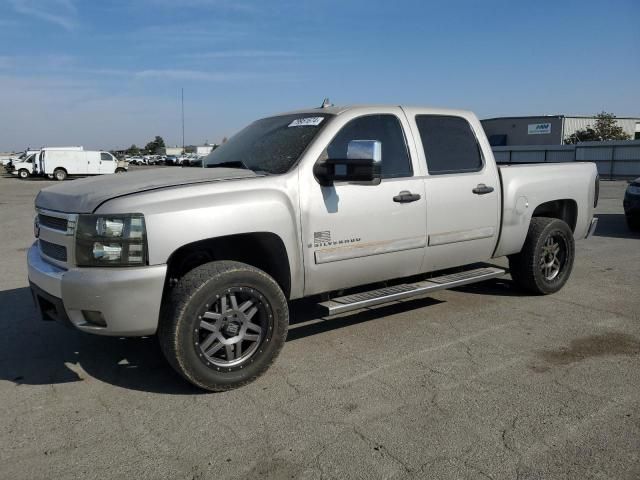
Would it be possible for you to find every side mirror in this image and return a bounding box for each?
[314,140,382,186]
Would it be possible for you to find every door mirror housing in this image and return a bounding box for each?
[314,140,382,186]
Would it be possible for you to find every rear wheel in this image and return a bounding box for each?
[508,217,575,295]
[53,168,67,181]
[158,261,288,391]
[18,169,29,179]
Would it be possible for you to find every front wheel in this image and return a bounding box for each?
[115,167,126,173]
[18,169,29,179]
[158,261,289,391]
[508,217,575,295]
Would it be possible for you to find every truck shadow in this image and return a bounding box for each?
[452,277,529,297]
[0,286,443,394]
[593,213,640,240]
[0,287,198,395]
[287,296,444,341]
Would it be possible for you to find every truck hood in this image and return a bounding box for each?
[35,167,258,213]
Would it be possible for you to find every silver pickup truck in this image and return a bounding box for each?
[28,104,599,391]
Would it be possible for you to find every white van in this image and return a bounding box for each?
[11,152,39,178]
[7,147,81,174]
[40,149,127,181]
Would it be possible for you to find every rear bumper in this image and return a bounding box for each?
[27,243,167,336]
[585,217,598,239]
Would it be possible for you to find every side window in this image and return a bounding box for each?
[326,114,412,179]
[101,152,113,161]
[415,115,483,175]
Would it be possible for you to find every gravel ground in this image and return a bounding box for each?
[0,171,638,480]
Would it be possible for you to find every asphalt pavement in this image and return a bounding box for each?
[0,172,638,480]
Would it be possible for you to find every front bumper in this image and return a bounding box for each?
[27,243,167,336]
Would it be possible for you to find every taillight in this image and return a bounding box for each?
[594,175,599,208]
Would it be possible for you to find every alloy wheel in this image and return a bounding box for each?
[539,234,566,281]
[193,287,273,369]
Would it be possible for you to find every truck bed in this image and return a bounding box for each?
[494,162,598,258]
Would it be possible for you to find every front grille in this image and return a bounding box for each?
[39,214,68,232]
[39,239,67,262]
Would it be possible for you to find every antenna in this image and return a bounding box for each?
[181,87,185,155]
[321,97,332,108]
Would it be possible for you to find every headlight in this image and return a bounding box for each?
[75,214,147,266]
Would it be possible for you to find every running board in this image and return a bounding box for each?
[318,266,506,316]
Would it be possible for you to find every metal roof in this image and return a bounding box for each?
[482,115,640,121]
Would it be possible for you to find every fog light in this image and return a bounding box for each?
[82,310,107,327]
[92,242,122,261]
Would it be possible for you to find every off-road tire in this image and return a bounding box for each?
[158,261,289,392]
[508,217,575,295]
[53,168,67,181]
[18,169,29,179]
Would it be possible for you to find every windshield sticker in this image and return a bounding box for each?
[288,117,324,127]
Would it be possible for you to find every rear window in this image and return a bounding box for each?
[415,115,483,175]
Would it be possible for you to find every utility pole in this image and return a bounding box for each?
[181,87,185,155]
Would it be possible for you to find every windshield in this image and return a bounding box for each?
[204,113,332,174]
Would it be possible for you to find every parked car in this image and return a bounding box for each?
[39,149,127,180]
[624,177,640,231]
[27,104,599,391]
[164,155,178,166]
[183,158,203,168]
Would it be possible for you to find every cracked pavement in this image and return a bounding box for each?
[0,174,639,480]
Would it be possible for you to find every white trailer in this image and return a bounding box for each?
[39,149,126,181]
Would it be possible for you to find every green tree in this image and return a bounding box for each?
[144,136,166,154]
[126,144,140,156]
[565,112,631,144]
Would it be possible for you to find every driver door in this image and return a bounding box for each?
[299,109,427,296]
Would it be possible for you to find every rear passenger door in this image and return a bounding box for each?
[404,110,501,272]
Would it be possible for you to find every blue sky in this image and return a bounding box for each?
[1,0,638,151]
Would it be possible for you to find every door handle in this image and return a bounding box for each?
[472,184,494,195]
[393,191,421,203]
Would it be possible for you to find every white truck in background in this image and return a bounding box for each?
[38,149,127,181]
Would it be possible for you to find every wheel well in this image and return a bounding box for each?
[531,199,577,232]
[54,167,67,173]
[165,232,292,298]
